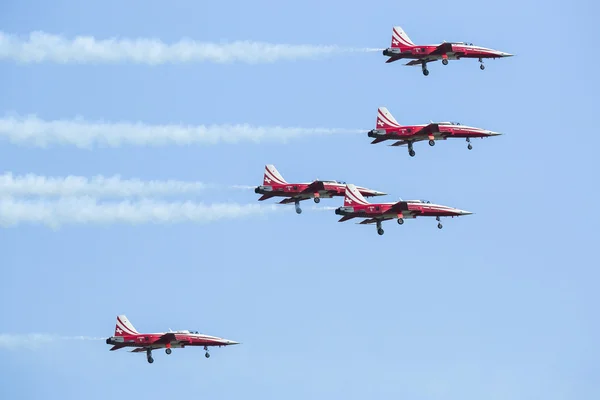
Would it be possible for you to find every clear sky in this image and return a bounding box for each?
[1,0,598,399]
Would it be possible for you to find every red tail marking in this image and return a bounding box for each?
[377,110,401,130]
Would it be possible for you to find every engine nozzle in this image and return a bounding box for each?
[382,48,401,57]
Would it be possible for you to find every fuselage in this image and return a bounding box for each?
[368,122,501,143]
[106,331,238,350]
[383,43,512,60]
[335,200,471,220]
[255,181,385,200]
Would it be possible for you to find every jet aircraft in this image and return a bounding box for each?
[382,26,513,75]
[335,184,472,235]
[368,107,502,156]
[105,315,239,363]
[254,164,386,214]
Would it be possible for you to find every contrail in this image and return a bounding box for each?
[0,114,362,148]
[0,31,378,65]
[0,334,105,350]
[0,172,251,198]
[0,197,280,228]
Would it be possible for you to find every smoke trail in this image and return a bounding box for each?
[0,334,105,350]
[0,197,281,228]
[0,114,362,148]
[0,31,377,65]
[0,172,251,198]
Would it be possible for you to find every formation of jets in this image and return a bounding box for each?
[254,165,472,235]
[252,26,511,235]
[107,25,512,363]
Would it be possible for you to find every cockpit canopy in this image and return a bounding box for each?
[405,199,431,204]
[445,41,474,46]
[437,121,461,126]
[175,330,199,334]
[322,180,347,184]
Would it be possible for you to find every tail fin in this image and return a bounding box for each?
[344,184,370,206]
[264,164,287,185]
[377,107,401,129]
[115,315,139,336]
[391,26,415,49]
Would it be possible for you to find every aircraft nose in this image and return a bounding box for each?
[487,131,502,136]
[374,191,387,196]
[501,52,514,57]
[226,340,240,345]
[458,209,473,215]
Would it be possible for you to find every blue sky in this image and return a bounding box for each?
[1,0,598,399]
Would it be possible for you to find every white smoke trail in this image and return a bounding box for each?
[0,197,280,228]
[310,206,338,211]
[0,114,362,148]
[0,172,251,198]
[0,334,105,350]
[0,31,378,65]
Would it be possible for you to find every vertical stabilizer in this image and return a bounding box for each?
[391,26,415,49]
[344,184,370,206]
[377,107,401,129]
[115,315,139,336]
[264,165,287,185]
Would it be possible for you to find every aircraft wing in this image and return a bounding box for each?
[404,57,439,66]
[390,124,437,146]
[154,333,177,344]
[413,123,439,137]
[278,197,310,204]
[388,200,410,213]
[430,42,454,55]
[358,216,394,224]
[278,181,326,204]
[356,202,410,224]
[300,181,326,193]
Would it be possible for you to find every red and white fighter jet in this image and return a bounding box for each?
[382,26,513,76]
[335,184,472,235]
[254,164,386,214]
[105,315,239,364]
[368,107,501,157]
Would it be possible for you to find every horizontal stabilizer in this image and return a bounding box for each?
[258,194,274,201]
[371,137,388,144]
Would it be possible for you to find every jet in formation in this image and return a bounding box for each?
[335,184,472,235]
[382,26,513,75]
[368,107,502,156]
[105,315,239,363]
[254,164,386,214]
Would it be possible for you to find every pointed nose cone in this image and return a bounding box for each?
[226,340,240,345]
[458,209,473,216]
[373,191,387,196]
[487,131,502,136]
[503,52,514,57]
